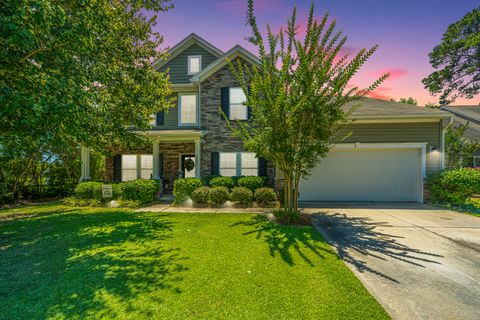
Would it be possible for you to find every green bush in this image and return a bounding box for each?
[191,186,210,204]
[74,182,104,200]
[230,187,253,205]
[201,175,220,186]
[173,178,203,203]
[119,179,158,204]
[116,199,142,208]
[427,168,480,205]
[238,176,266,193]
[209,176,234,189]
[254,187,277,207]
[209,186,229,205]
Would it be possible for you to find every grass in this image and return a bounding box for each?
[0,203,388,320]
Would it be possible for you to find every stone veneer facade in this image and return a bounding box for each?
[199,63,275,184]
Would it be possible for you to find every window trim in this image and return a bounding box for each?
[229,87,248,120]
[187,55,202,75]
[178,93,199,126]
[219,152,258,176]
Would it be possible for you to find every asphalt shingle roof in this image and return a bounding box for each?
[344,98,451,119]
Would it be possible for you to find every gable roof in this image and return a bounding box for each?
[154,33,224,69]
[441,105,480,140]
[190,45,260,83]
[344,98,451,120]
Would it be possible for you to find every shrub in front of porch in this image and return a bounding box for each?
[173,177,203,204]
[238,176,266,193]
[230,187,253,206]
[254,188,278,207]
[119,180,158,204]
[191,187,210,206]
[209,187,229,206]
[209,176,235,189]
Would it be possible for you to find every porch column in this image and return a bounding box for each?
[80,146,91,181]
[152,140,160,180]
[194,138,201,178]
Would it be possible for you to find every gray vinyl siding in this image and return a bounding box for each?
[334,122,442,175]
[160,44,218,84]
[154,93,199,130]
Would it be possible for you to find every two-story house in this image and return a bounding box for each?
[80,33,453,203]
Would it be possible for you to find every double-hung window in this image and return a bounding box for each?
[188,55,202,75]
[229,87,248,120]
[121,154,153,181]
[179,94,198,125]
[219,152,258,176]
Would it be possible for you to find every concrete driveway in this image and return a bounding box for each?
[307,202,480,320]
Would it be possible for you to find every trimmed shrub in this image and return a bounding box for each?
[209,176,234,189]
[238,176,266,193]
[173,178,203,203]
[230,187,253,205]
[74,182,103,200]
[427,168,480,205]
[231,176,243,186]
[209,186,229,205]
[201,175,220,186]
[116,199,142,208]
[191,186,210,205]
[119,179,158,204]
[254,187,277,207]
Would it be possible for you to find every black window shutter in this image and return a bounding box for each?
[156,111,164,126]
[258,157,267,176]
[159,153,164,178]
[114,155,122,182]
[247,86,252,119]
[211,152,220,175]
[221,87,229,120]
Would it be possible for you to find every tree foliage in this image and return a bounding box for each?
[422,7,480,105]
[445,123,480,169]
[393,97,418,105]
[0,0,174,151]
[225,0,388,214]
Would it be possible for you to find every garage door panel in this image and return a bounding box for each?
[300,149,421,202]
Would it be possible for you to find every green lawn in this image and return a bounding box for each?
[0,203,388,320]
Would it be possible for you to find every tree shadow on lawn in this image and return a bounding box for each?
[230,215,334,267]
[312,212,444,283]
[0,208,187,319]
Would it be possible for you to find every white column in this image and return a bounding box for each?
[194,138,201,178]
[152,140,160,180]
[80,146,91,181]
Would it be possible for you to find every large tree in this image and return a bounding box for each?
[0,0,174,151]
[226,1,388,215]
[422,7,480,105]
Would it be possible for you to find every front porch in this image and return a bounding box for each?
[80,130,203,194]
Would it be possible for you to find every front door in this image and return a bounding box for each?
[181,154,196,178]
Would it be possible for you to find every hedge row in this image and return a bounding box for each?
[191,186,277,207]
[66,180,159,207]
[173,176,268,205]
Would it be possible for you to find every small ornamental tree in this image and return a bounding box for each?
[224,0,388,215]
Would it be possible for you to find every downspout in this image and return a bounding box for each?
[441,116,454,170]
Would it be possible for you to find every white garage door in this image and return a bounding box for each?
[299,148,423,202]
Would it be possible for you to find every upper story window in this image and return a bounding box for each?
[188,55,202,75]
[229,87,248,120]
[179,93,198,125]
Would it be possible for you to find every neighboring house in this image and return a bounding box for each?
[79,33,452,203]
[441,105,480,166]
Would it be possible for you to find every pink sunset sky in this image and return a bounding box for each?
[150,0,479,106]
